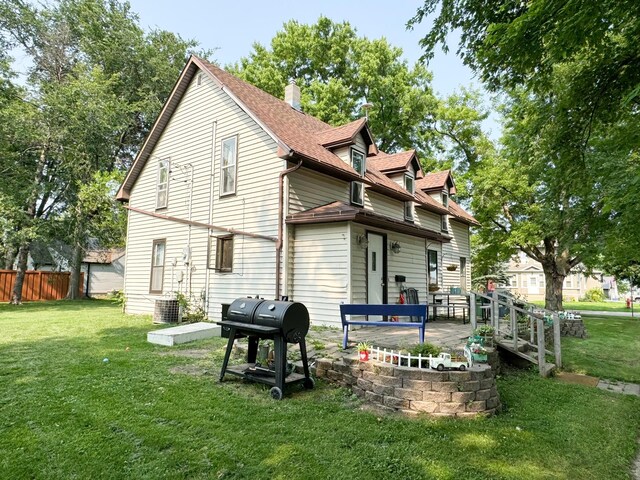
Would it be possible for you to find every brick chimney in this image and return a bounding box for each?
[284,80,301,111]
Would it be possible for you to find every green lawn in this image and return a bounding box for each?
[1,301,639,479]
[561,315,640,383]
[532,300,630,312]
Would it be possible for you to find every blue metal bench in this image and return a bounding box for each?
[339,304,428,349]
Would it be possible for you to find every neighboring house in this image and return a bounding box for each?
[81,249,126,296]
[116,55,479,326]
[502,252,603,302]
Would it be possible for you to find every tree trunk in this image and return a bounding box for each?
[11,243,30,304]
[543,270,565,311]
[3,247,18,269]
[66,242,83,300]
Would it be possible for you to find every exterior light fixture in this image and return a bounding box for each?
[391,241,401,254]
[356,234,369,249]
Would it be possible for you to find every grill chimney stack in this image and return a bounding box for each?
[285,80,301,111]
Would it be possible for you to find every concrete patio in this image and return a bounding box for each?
[303,320,474,361]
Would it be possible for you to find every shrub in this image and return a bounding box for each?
[410,343,441,357]
[582,288,605,302]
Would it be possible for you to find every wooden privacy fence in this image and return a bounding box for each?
[0,270,83,302]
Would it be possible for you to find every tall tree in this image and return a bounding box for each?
[0,0,200,302]
[410,0,640,307]
[230,16,491,172]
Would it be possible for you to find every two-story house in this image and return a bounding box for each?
[116,55,479,325]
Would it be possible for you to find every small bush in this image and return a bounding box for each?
[581,288,605,302]
[409,343,441,357]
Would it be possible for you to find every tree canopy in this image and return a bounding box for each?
[229,16,492,173]
[0,0,201,301]
[410,0,640,307]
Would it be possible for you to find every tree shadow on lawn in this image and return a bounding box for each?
[1,330,639,479]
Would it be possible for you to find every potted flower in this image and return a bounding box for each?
[470,344,488,363]
[475,325,495,347]
[357,342,371,361]
[428,283,440,292]
[446,265,458,271]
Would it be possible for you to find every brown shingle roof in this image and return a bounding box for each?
[448,200,480,226]
[315,118,366,147]
[82,249,125,264]
[368,150,417,173]
[415,190,450,215]
[117,56,464,214]
[286,201,451,242]
[416,170,455,192]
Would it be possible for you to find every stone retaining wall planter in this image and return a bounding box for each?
[561,318,588,338]
[315,355,501,417]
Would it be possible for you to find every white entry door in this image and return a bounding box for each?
[367,233,385,320]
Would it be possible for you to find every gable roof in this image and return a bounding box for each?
[448,200,480,226]
[416,170,456,194]
[286,201,451,242]
[368,150,423,177]
[315,118,377,154]
[117,56,408,202]
[83,248,125,264]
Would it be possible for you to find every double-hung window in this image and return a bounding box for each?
[350,148,365,206]
[149,239,166,293]
[427,249,438,287]
[441,214,448,232]
[156,159,170,209]
[220,136,238,196]
[404,173,415,221]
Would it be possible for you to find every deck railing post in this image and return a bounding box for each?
[492,290,499,332]
[509,298,517,351]
[553,312,562,368]
[470,292,477,330]
[529,305,535,344]
[536,316,546,376]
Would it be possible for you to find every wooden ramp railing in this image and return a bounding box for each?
[468,290,561,377]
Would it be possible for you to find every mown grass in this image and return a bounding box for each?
[561,315,640,383]
[1,300,639,479]
[532,300,630,312]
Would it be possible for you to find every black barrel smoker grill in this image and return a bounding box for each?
[217,298,314,400]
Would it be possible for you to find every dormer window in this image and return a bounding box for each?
[350,148,366,207]
[404,173,415,221]
[351,148,365,176]
[442,191,449,208]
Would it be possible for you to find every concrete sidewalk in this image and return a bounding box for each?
[576,310,639,318]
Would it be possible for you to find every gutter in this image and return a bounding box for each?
[275,160,303,300]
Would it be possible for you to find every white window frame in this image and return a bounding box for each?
[350,148,366,176]
[404,173,415,221]
[220,135,238,196]
[149,239,166,293]
[156,158,170,210]
[442,191,449,208]
[441,215,448,232]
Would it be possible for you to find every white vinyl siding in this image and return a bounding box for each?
[124,69,281,315]
[290,223,349,326]
[287,168,349,214]
[82,255,125,295]
[441,219,471,292]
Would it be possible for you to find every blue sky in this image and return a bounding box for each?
[127,0,481,97]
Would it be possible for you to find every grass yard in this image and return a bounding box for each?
[561,315,640,383]
[532,300,630,312]
[1,301,639,479]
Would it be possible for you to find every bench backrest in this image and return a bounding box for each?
[340,303,427,321]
